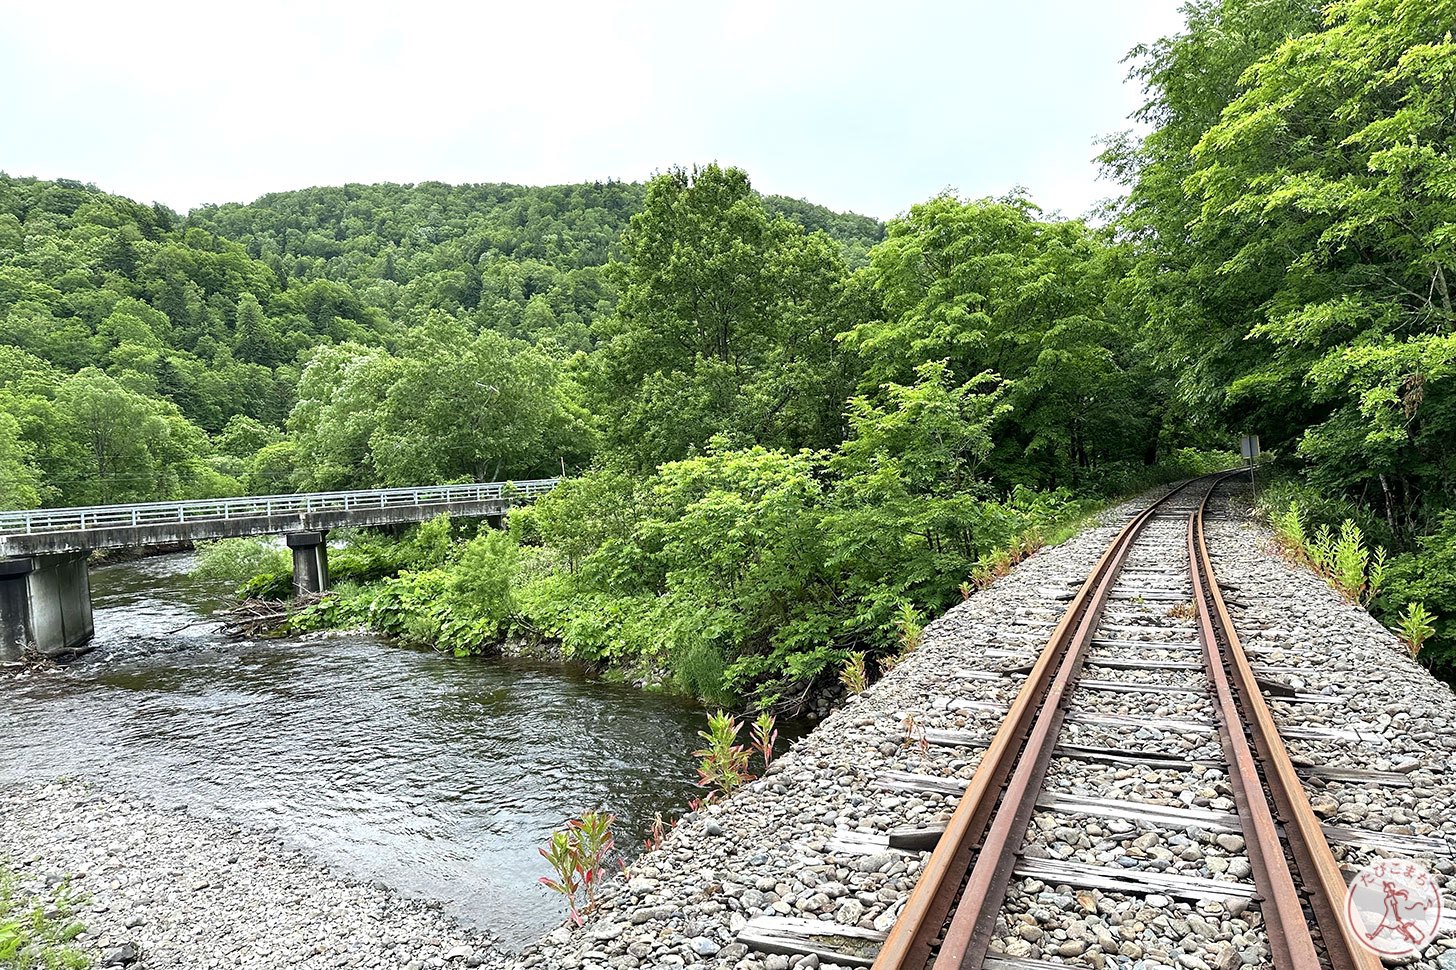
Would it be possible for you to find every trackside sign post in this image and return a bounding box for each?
[1240,433,1260,500]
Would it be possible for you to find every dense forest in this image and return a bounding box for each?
[2,0,1451,695]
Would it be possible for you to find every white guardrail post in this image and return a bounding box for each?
[2,479,560,537]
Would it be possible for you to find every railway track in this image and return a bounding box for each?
[866,473,1379,970]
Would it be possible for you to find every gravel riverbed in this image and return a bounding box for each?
[0,779,506,970]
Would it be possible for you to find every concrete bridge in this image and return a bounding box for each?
[0,479,558,662]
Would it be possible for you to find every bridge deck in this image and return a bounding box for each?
[0,480,558,558]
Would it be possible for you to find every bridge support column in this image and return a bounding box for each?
[1,553,94,663]
[286,531,329,598]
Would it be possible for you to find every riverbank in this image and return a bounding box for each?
[0,778,506,969]
[1,549,720,963]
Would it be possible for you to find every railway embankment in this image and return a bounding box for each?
[515,481,1456,970]
[513,490,1150,970]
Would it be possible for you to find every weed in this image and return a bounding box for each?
[896,603,924,653]
[1166,602,1197,620]
[1267,501,1387,605]
[643,812,672,852]
[538,810,616,925]
[839,652,869,695]
[878,654,900,678]
[901,713,929,757]
[1367,547,1388,604]
[0,867,87,968]
[749,713,779,769]
[1271,501,1307,556]
[1334,521,1370,601]
[967,526,1051,591]
[692,711,754,798]
[1398,602,1437,658]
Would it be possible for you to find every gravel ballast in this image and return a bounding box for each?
[515,483,1456,970]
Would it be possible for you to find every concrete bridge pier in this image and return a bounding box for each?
[287,531,329,598]
[0,553,95,662]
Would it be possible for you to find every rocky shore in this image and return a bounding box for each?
[0,779,506,970]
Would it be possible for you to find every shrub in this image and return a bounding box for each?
[446,530,520,641]
[192,537,288,588]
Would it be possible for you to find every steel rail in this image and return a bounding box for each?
[1189,472,1318,970]
[1190,477,1379,970]
[0,479,560,536]
[872,476,1210,970]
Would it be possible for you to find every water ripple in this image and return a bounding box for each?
[0,555,710,948]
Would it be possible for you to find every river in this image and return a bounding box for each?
[0,552,714,948]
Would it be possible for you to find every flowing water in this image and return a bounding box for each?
[0,553,715,948]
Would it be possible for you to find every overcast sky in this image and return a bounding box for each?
[1,1,1187,221]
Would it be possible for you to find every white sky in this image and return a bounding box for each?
[1,1,1187,220]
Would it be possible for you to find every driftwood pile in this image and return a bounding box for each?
[218,595,319,638]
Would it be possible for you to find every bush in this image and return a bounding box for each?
[1375,513,1456,681]
[193,538,288,588]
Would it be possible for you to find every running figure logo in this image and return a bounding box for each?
[1344,859,1443,957]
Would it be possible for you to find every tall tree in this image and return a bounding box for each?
[586,165,854,466]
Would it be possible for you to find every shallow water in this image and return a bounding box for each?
[0,553,711,947]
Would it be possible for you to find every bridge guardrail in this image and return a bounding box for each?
[0,479,560,536]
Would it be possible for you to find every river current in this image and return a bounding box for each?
[0,553,710,947]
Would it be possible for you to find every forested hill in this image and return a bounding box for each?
[0,170,883,506]
[185,181,883,351]
[1,0,1453,694]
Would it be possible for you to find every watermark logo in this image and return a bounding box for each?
[1344,858,1443,957]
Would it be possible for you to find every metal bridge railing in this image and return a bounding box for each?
[0,479,560,537]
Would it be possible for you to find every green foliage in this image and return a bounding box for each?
[838,652,868,696]
[1397,602,1437,659]
[192,538,288,588]
[1102,0,1456,681]
[842,194,1178,488]
[0,412,45,509]
[1375,514,1456,679]
[585,165,856,466]
[537,810,616,926]
[895,603,924,654]
[446,530,520,647]
[0,866,89,969]
[691,711,754,799]
[1267,496,1386,605]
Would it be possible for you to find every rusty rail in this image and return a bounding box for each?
[1190,476,1378,970]
[874,474,1375,970]
[872,477,1207,969]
